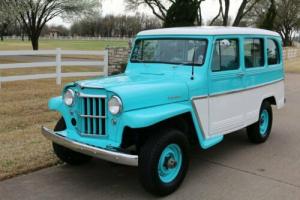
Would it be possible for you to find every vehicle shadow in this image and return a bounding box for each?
[52,129,252,199]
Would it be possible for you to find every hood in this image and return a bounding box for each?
[76,74,189,111]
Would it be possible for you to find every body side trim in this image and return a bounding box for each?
[191,78,284,100]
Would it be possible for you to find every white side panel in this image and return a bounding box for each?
[192,80,285,139]
[208,80,285,137]
[209,92,245,136]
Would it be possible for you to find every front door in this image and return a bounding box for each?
[208,37,245,137]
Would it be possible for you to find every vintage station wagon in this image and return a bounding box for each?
[42,27,285,196]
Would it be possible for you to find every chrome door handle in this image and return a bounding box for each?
[237,72,245,77]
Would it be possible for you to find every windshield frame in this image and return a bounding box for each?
[130,37,208,66]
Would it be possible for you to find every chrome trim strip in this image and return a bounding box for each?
[80,114,106,119]
[190,78,284,101]
[209,78,284,97]
[191,95,208,100]
[78,93,107,98]
[41,126,138,166]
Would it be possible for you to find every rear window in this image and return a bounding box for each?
[244,38,264,68]
[267,39,280,65]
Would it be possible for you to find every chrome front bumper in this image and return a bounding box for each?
[41,126,138,166]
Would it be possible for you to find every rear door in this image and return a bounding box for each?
[208,36,245,136]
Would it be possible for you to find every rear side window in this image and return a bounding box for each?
[212,39,239,72]
[244,39,264,68]
[267,39,280,65]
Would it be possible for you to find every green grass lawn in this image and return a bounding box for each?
[0,39,129,50]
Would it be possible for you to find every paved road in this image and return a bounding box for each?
[1,74,300,200]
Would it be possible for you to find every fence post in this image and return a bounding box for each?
[56,48,62,85]
[104,49,109,77]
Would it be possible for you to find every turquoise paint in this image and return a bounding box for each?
[158,144,182,183]
[259,109,269,136]
[48,33,283,151]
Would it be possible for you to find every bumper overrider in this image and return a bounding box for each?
[41,126,138,166]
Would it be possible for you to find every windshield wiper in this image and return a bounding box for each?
[131,58,144,63]
[177,62,193,66]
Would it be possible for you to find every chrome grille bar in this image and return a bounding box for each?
[77,94,106,136]
[80,115,106,119]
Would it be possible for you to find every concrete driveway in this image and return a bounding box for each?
[1,73,300,200]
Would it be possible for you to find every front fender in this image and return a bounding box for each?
[48,96,73,129]
[119,102,223,149]
[121,102,191,128]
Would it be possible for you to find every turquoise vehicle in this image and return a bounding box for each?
[42,27,285,196]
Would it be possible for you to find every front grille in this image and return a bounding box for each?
[77,94,106,136]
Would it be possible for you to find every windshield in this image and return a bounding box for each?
[130,39,207,66]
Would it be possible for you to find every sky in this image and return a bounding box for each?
[50,0,243,28]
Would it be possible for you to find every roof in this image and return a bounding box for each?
[138,26,280,37]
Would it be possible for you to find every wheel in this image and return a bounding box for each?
[138,128,189,196]
[247,101,273,143]
[52,117,92,165]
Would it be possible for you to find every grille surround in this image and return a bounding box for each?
[76,92,107,137]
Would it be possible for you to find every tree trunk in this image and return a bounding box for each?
[0,35,3,41]
[232,0,248,26]
[31,35,39,50]
[223,0,230,26]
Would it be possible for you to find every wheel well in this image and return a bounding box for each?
[121,112,199,151]
[263,96,277,106]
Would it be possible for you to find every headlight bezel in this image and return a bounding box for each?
[108,95,123,115]
[63,89,75,106]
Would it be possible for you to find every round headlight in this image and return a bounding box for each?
[108,96,122,115]
[63,89,75,106]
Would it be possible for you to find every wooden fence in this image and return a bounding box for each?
[0,49,108,88]
[283,48,299,60]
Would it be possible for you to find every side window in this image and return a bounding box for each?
[267,39,280,65]
[244,38,264,68]
[212,39,239,72]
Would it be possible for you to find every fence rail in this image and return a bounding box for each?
[283,48,299,60]
[0,48,108,88]
[4,36,131,41]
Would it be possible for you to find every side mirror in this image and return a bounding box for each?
[220,39,231,48]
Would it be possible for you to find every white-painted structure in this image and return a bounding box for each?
[0,49,108,88]
[283,48,299,60]
[138,26,280,37]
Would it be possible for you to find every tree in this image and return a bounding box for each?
[70,14,162,38]
[210,0,262,26]
[0,0,14,41]
[3,0,100,50]
[275,0,300,46]
[126,0,205,26]
[164,0,199,27]
[241,0,276,28]
[258,0,277,30]
[209,0,230,26]
[245,0,300,46]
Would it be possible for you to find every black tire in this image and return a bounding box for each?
[139,128,189,196]
[247,101,273,143]
[52,117,92,165]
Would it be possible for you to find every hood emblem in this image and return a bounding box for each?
[76,82,104,89]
